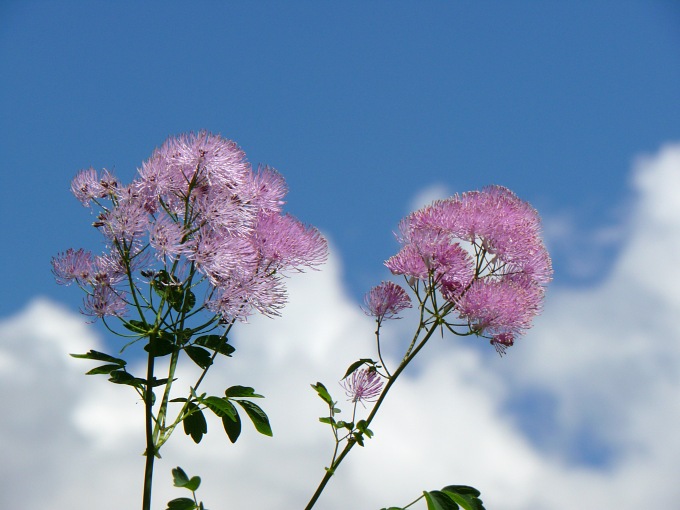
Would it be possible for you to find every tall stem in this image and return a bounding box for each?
[142,346,156,510]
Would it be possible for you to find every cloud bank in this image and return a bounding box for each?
[2,144,680,509]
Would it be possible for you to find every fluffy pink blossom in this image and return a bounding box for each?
[96,197,149,243]
[149,216,186,260]
[82,285,127,318]
[363,281,412,320]
[385,185,552,350]
[253,213,328,271]
[456,276,544,336]
[205,270,287,321]
[51,248,94,285]
[341,368,383,404]
[70,168,104,206]
[248,165,288,214]
[57,131,328,323]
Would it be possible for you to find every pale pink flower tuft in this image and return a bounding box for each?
[149,216,186,260]
[82,285,127,318]
[341,368,383,404]
[363,281,412,320]
[70,168,104,206]
[253,213,328,271]
[51,248,94,285]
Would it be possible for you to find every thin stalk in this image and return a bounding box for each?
[374,321,392,378]
[304,319,441,510]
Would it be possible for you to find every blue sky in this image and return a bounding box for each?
[2,1,679,315]
[1,2,680,509]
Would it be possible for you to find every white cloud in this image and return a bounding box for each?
[407,183,451,212]
[2,143,680,509]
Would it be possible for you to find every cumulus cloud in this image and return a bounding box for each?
[407,183,451,212]
[2,143,680,509]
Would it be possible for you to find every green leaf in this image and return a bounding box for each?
[441,486,485,510]
[380,507,405,510]
[200,396,238,420]
[225,385,263,398]
[318,416,335,425]
[108,370,144,388]
[85,363,123,375]
[151,377,171,388]
[342,358,377,379]
[172,466,201,491]
[235,400,272,437]
[172,466,189,486]
[176,328,193,346]
[173,289,196,313]
[185,346,213,370]
[152,270,174,297]
[441,486,481,498]
[311,382,333,405]
[123,319,148,335]
[70,350,126,366]
[183,403,207,444]
[166,497,196,510]
[222,412,242,443]
[424,491,459,510]
[356,419,374,438]
[167,287,182,308]
[145,335,176,357]
[194,335,234,356]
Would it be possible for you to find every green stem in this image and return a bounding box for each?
[142,344,156,510]
[304,320,440,510]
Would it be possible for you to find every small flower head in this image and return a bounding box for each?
[82,285,127,318]
[490,332,514,356]
[341,368,383,405]
[149,216,186,260]
[51,248,94,285]
[253,212,328,271]
[363,281,412,320]
[70,168,104,206]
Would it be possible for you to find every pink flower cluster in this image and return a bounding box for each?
[382,186,552,351]
[52,132,328,321]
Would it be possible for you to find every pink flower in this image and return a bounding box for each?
[253,212,328,271]
[149,216,186,260]
[70,168,104,206]
[385,186,552,351]
[490,332,514,356]
[363,281,412,320]
[51,249,94,285]
[82,285,127,318]
[456,275,544,337]
[57,131,328,324]
[341,368,383,404]
[248,165,288,214]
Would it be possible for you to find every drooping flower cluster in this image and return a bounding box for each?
[52,131,328,321]
[385,186,552,351]
[341,368,383,405]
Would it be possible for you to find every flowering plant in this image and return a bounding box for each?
[53,132,551,510]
